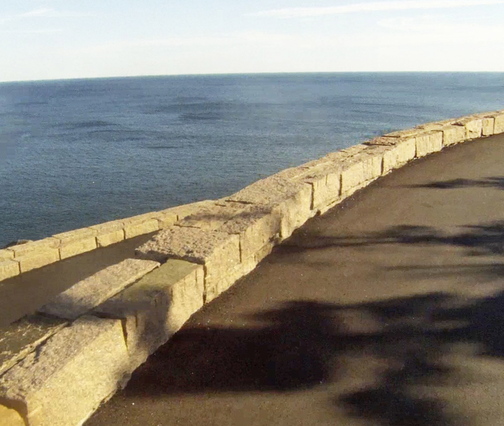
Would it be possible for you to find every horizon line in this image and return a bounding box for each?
[1,70,503,84]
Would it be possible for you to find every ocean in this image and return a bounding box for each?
[0,72,503,246]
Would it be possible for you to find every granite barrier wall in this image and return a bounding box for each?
[1,110,503,425]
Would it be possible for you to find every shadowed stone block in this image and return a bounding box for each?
[54,228,97,260]
[415,131,443,157]
[0,406,24,426]
[137,227,241,302]
[0,260,20,282]
[90,221,125,247]
[0,316,129,426]
[39,259,159,320]
[95,259,204,369]
[0,315,67,376]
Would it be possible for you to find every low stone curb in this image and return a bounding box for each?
[0,109,503,425]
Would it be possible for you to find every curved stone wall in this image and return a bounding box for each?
[0,110,503,425]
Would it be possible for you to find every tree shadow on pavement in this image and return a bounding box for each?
[404,176,504,190]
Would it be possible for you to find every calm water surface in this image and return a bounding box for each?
[0,73,503,246]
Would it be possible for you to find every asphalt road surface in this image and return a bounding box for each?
[87,134,504,426]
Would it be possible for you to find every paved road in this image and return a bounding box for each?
[88,135,504,426]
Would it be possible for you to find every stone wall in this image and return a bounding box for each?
[1,110,503,425]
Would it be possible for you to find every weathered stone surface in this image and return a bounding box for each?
[443,125,467,146]
[153,209,178,229]
[226,175,313,240]
[0,315,67,376]
[0,316,129,426]
[0,405,24,426]
[177,202,241,231]
[221,205,281,261]
[38,259,159,320]
[455,117,483,139]
[55,228,97,259]
[0,250,13,260]
[416,118,456,131]
[177,202,281,261]
[327,145,384,195]
[169,200,215,221]
[385,128,423,138]
[382,138,416,174]
[137,227,241,302]
[4,238,60,272]
[415,131,443,157]
[90,221,125,247]
[6,238,59,258]
[95,259,204,368]
[494,112,504,134]
[122,214,159,239]
[367,135,404,146]
[0,260,20,281]
[482,117,495,136]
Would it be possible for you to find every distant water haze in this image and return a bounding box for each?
[0,72,503,246]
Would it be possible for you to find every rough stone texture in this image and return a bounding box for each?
[178,202,282,262]
[122,214,160,239]
[176,202,242,231]
[95,259,204,369]
[0,315,67,376]
[5,238,59,258]
[226,175,313,240]
[221,205,281,261]
[169,200,214,220]
[0,316,130,426]
[382,138,417,174]
[415,131,443,157]
[455,117,483,139]
[416,118,456,131]
[494,112,504,134]
[0,250,13,260]
[137,227,241,302]
[39,259,159,320]
[272,159,343,213]
[482,117,495,137]
[152,209,178,229]
[0,405,24,426]
[384,128,423,138]
[327,145,384,195]
[0,260,20,282]
[90,221,125,247]
[442,125,467,146]
[6,238,60,272]
[55,228,98,260]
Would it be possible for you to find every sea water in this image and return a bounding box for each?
[0,72,503,246]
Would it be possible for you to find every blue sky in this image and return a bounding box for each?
[2,0,504,82]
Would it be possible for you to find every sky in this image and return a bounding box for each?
[1,0,504,82]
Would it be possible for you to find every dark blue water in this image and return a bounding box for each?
[1,73,503,246]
